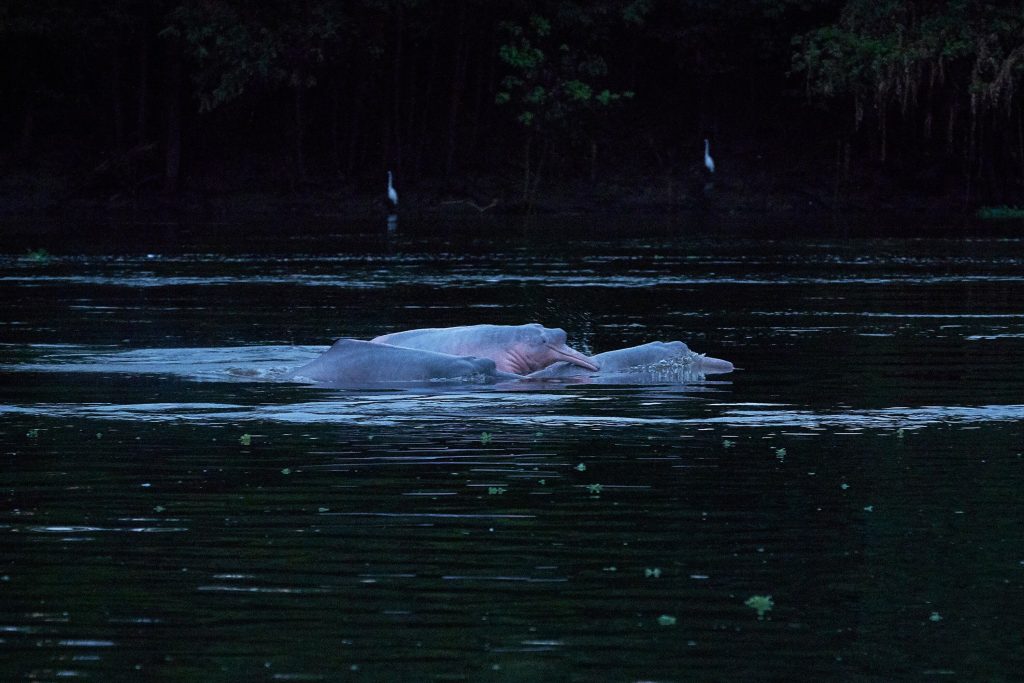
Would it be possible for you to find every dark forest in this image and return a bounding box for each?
[3,0,1024,214]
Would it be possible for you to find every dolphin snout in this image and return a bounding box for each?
[698,355,734,374]
[548,343,600,372]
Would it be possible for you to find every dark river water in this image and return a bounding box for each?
[2,215,1023,681]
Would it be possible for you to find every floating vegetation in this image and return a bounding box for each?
[977,205,1024,220]
[281,468,291,475]
[841,483,850,490]
[586,483,603,494]
[722,439,734,448]
[153,505,166,513]
[775,447,786,460]
[24,248,51,264]
[480,432,493,445]
[657,615,677,626]
[575,463,587,472]
[645,568,662,578]
[26,428,39,438]
[487,486,506,495]
[239,433,252,446]
[929,612,943,622]
[864,505,874,512]
[745,595,774,619]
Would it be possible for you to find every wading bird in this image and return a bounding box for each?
[704,139,715,174]
[387,170,398,207]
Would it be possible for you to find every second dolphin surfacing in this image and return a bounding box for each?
[288,339,519,386]
[524,341,733,382]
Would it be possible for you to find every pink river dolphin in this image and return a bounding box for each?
[524,341,734,381]
[289,339,520,386]
[289,327,732,387]
[371,323,598,375]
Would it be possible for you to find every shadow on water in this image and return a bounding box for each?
[1,219,1023,680]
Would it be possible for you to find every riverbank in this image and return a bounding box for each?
[2,152,1018,244]
[0,169,981,221]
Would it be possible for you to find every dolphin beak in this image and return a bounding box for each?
[697,355,734,374]
[549,344,600,372]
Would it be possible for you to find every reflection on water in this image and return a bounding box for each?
[1,224,1023,680]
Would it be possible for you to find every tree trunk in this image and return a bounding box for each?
[162,39,182,196]
[469,26,494,162]
[414,33,440,179]
[19,94,34,160]
[293,84,307,185]
[392,3,404,170]
[589,139,597,182]
[137,38,150,143]
[330,74,342,177]
[523,134,532,203]
[1018,109,1023,192]
[346,61,365,177]
[445,0,468,177]
[112,45,125,151]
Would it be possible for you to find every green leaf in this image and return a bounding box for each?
[745,595,774,619]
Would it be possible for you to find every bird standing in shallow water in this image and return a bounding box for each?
[704,139,715,174]
[387,170,398,207]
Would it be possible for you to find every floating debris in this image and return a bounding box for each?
[745,595,774,619]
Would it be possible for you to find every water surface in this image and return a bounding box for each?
[2,217,1023,680]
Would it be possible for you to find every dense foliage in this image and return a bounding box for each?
[1,0,1022,206]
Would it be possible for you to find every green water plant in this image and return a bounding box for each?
[977,206,1024,220]
[657,614,677,626]
[745,595,774,619]
[24,248,51,264]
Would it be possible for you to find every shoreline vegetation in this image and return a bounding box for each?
[2,2,1023,230]
[0,162,1005,224]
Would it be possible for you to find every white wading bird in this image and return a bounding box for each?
[704,139,715,174]
[387,170,398,207]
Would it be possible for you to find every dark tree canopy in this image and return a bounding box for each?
[1,0,1022,209]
